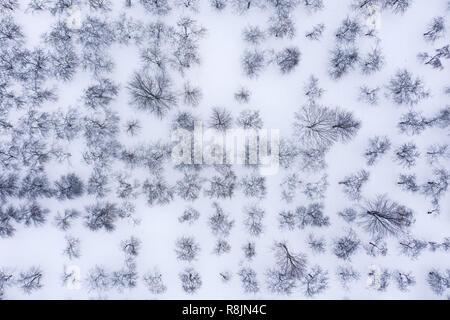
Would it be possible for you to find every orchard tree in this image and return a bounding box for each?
[275,47,301,73]
[423,16,445,42]
[128,71,177,118]
[242,26,266,45]
[18,266,43,294]
[305,23,325,40]
[360,48,384,74]
[394,142,420,168]
[54,209,80,231]
[242,50,265,77]
[175,236,200,262]
[301,265,328,297]
[336,265,360,290]
[364,136,391,165]
[386,70,429,106]
[143,269,167,294]
[142,175,175,206]
[333,229,360,260]
[63,236,81,260]
[359,86,380,105]
[139,0,171,15]
[243,205,265,237]
[293,104,360,149]
[54,173,84,200]
[394,271,416,291]
[179,267,202,294]
[208,202,234,237]
[84,202,122,232]
[329,46,359,79]
[335,17,361,43]
[238,268,259,293]
[178,207,200,224]
[399,236,428,259]
[338,170,369,201]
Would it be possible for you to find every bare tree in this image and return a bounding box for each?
[333,229,360,260]
[386,69,429,106]
[121,236,141,258]
[0,267,14,299]
[338,208,357,223]
[305,23,325,40]
[142,175,174,206]
[275,47,301,73]
[394,270,416,291]
[329,46,359,79]
[397,111,432,135]
[421,168,449,212]
[236,109,263,130]
[302,0,323,12]
[86,265,109,292]
[243,204,265,236]
[359,195,414,237]
[268,11,295,39]
[241,173,266,198]
[394,142,420,168]
[54,209,80,231]
[360,48,384,74]
[208,202,234,237]
[63,235,80,260]
[234,87,251,103]
[178,207,200,224]
[204,167,237,199]
[242,25,265,45]
[295,203,330,229]
[18,266,43,294]
[364,136,391,165]
[111,261,138,291]
[54,173,84,200]
[179,267,202,294]
[176,171,203,201]
[83,78,118,110]
[397,173,419,192]
[307,234,326,253]
[301,265,328,297]
[242,50,265,77]
[243,241,256,260]
[183,82,202,107]
[143,269,167,294]
[238,267,259,293]
[213,238,231,255]
[359,86,380,105]
[427,269,450,296]
[382,0,411,14]
[208,107,233,131]
[364,236,388,257]
[272,242,307,280]
[423,16,445,42]
[336,265,360,289]
[335,17,361,43]
[210,0,227,10]
[338,170,369,201]
[84,202,122,232]
[418,45,450,70]
[139,0,171,15]
[175,236,200,262]
[128,71,176,118]
[293,104,360,149]
[426,144,449,165]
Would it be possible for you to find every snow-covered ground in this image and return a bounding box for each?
[0,0,449,299]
